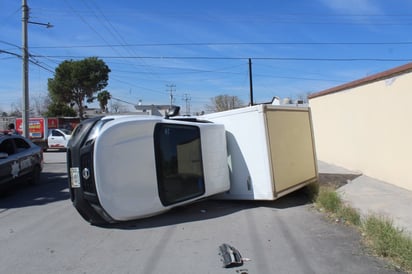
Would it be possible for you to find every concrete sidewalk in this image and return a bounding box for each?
[318,161,412,236]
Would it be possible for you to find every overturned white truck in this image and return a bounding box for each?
[67,104,318,225]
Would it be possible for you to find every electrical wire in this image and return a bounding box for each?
[28,41,412,49]
[30,54,412,62]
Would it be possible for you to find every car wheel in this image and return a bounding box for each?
[28,165,41,185]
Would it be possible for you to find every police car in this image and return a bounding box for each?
[67,114,230,225]
[0,133,43,190]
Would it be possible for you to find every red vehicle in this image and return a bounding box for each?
[15,117,79,150]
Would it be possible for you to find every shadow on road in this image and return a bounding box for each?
[0,172,69,209]
[101,187,314,230]
[96,172,363,230]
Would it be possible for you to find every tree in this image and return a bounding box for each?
[97,90,111,112]
[9,101,22,117]
[110,101,130,113]
[205,94,244,113]
[44,101,77,117]
[48,57,111,119]
[31,94,50,116]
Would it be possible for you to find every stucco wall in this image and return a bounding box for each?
[309,72,412,191]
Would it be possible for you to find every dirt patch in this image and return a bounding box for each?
[318,173,362,189]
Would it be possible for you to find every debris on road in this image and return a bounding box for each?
[219,243,244,268]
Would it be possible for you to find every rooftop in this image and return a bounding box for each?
[308,62,412,99]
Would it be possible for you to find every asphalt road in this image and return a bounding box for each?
[0,152,403,274]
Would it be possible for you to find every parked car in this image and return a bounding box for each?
[47,128,72,151]
[0,133,43,190]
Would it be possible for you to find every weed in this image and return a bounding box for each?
[316,187,341,213]
[338,205,361,226]
[363,215,412,270]
[315,186,412,272]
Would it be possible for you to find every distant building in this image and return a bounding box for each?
[0,117,16,131]
[134,104,179,117]
[83,107,103,119]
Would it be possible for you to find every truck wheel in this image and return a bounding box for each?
[28,166,41,185]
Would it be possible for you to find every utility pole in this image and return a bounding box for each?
[248,58,254,106]
[22,0,29,137]
[21,0,52,137]
[166,84,176,109]
[182,93,191,116]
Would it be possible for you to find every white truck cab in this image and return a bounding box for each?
[67,115,229,225]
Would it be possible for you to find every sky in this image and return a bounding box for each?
[1,0,412,115]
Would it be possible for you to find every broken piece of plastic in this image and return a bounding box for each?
[219,243,244,268]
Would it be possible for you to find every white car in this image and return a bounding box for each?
[47,128,71,150]
[67,114,230,225]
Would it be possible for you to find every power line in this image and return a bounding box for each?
[25,8,412,25]
[110,96,136,106]
[0,49,21,58]
[30,54,412,62]
[0,49,55,73]
[27,41,412,49]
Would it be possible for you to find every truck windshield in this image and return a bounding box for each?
[154,123,205,206]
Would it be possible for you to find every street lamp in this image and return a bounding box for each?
[21,0,52,137]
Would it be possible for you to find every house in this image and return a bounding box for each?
[308,62,412,191]
[134,104,179,116]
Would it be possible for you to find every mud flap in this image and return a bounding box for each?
[219,243,243,268]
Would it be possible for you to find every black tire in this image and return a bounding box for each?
[28,165,41,185]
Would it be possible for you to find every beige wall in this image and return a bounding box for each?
[309,72,412,191]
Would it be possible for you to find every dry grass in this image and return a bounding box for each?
[314,184,412,273]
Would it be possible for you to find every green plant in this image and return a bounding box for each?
[363,215,412,270]
[338,205,361,226]
[316,187,341,213]
[315,185,412,272]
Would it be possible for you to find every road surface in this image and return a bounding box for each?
[0,152,402,274]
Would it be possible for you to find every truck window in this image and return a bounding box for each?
[154,124,205,206]
[52,130,63,137]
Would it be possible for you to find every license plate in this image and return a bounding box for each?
[70,167,81,188]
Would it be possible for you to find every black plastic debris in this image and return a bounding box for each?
[219,243,243,268]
